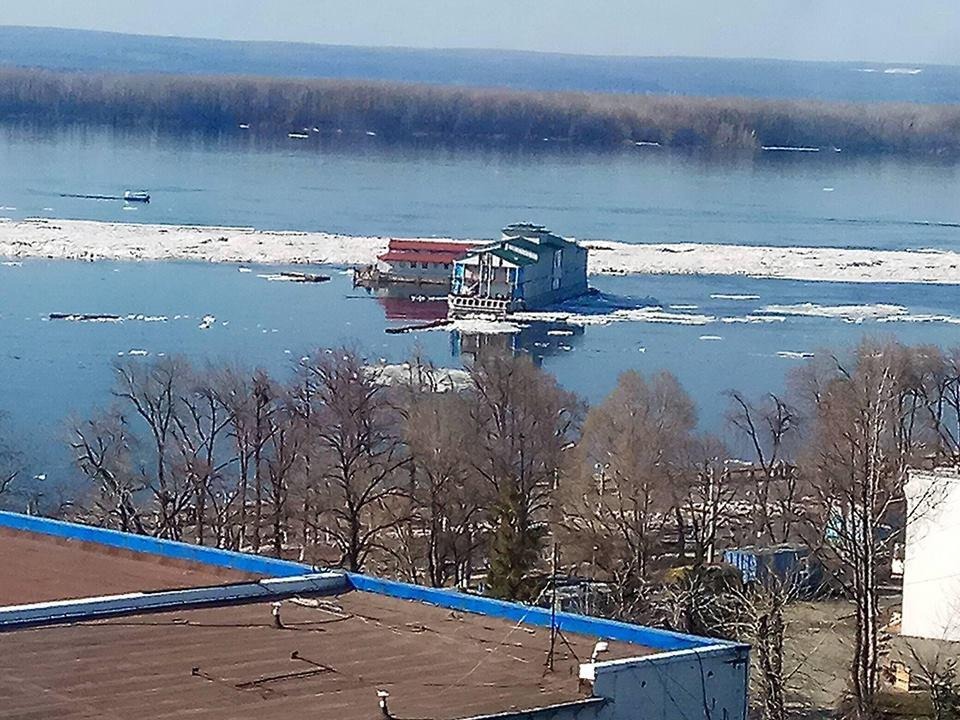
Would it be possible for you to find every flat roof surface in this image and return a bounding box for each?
[1,590,649,720]
[0,527,253,605]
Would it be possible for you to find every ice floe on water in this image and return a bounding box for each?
[513,291,714,327]
[759,303,908,322]
[127,349,148,357]
[721,315,786,324]
[198,315,216,330]
[7,217,960,285]
[517,307,715,326]
[125,314,167,322]
[699,335,723,341]
[710,294,760,301]
[777,351,815,359]
[876,313,960,325]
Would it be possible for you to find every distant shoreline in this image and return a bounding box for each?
[2,66,960,156]
[3,217,960,285]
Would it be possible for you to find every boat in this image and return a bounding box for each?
[123,190,150,203]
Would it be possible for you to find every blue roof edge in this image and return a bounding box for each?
[346,573,729,652]
[0,511,744,654]
[0,510,311,578]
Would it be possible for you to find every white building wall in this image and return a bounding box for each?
[902,468,960,641]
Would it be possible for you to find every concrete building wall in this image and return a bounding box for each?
[591,646,749,720]
[902,468,960,641]
[473,645,750,720]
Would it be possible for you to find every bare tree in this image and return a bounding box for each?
[402,389,486,587]
[791,340,933,716]
[563,370,693,614]
[112,357,193,539]
[727,391,802,544]
[300,350,409,572]
[0,414,26,510]
[70,411,148,534]
[170,369,238,546]
[675,433,736,567]
[465,352,580,601]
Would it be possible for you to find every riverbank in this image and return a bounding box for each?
[3,218,960,284]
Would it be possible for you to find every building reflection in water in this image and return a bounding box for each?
[363,281,586,363]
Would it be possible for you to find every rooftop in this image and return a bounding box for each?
[0,522,646,720]
[0,526,250,605]
[0,585,643,720]
[0,512,747,720]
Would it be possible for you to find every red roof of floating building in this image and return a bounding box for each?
[378,238,477,265]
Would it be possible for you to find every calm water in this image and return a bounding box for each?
[3,125,960,249]
[3,125,960,482]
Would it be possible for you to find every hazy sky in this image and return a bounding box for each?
[1,0,958,65]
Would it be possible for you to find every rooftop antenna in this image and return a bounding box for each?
[271,601,284,629]
[377,689,391,718]
[546,541,560,672]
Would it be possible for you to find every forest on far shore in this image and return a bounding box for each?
[1,66,959,154]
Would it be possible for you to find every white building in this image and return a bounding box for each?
[902,467,960,641]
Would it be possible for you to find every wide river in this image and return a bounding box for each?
[2,125,960,482]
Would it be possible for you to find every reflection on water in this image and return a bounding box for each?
[452,322,586,363]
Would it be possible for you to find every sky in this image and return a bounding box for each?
[0,0,958,65]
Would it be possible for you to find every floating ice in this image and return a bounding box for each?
[777,351,815,359]
[760,303,908,322]
[721,315,786,324]
[198,315,216,330]
[711,294,760,301]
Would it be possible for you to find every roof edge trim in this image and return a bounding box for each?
[347,573,723,652]
[0,511,312,577]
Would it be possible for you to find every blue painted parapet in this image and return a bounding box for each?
[0,511,313,577]
[347,573,727,651]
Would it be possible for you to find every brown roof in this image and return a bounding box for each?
[0,527,252,605]
[0,527,656,719]
[0,591,649,720]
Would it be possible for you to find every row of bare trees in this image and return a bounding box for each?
[3,66,960,153]
[11,339,958,717]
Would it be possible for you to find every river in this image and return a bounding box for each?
[2,124,960,484]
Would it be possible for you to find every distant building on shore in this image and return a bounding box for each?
[448,223,588,316]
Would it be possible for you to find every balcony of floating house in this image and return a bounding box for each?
[449,249,532,317]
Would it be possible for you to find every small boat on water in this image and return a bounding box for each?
[123,190,150,203]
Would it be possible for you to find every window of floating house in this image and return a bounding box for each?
[409,262,417,269]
